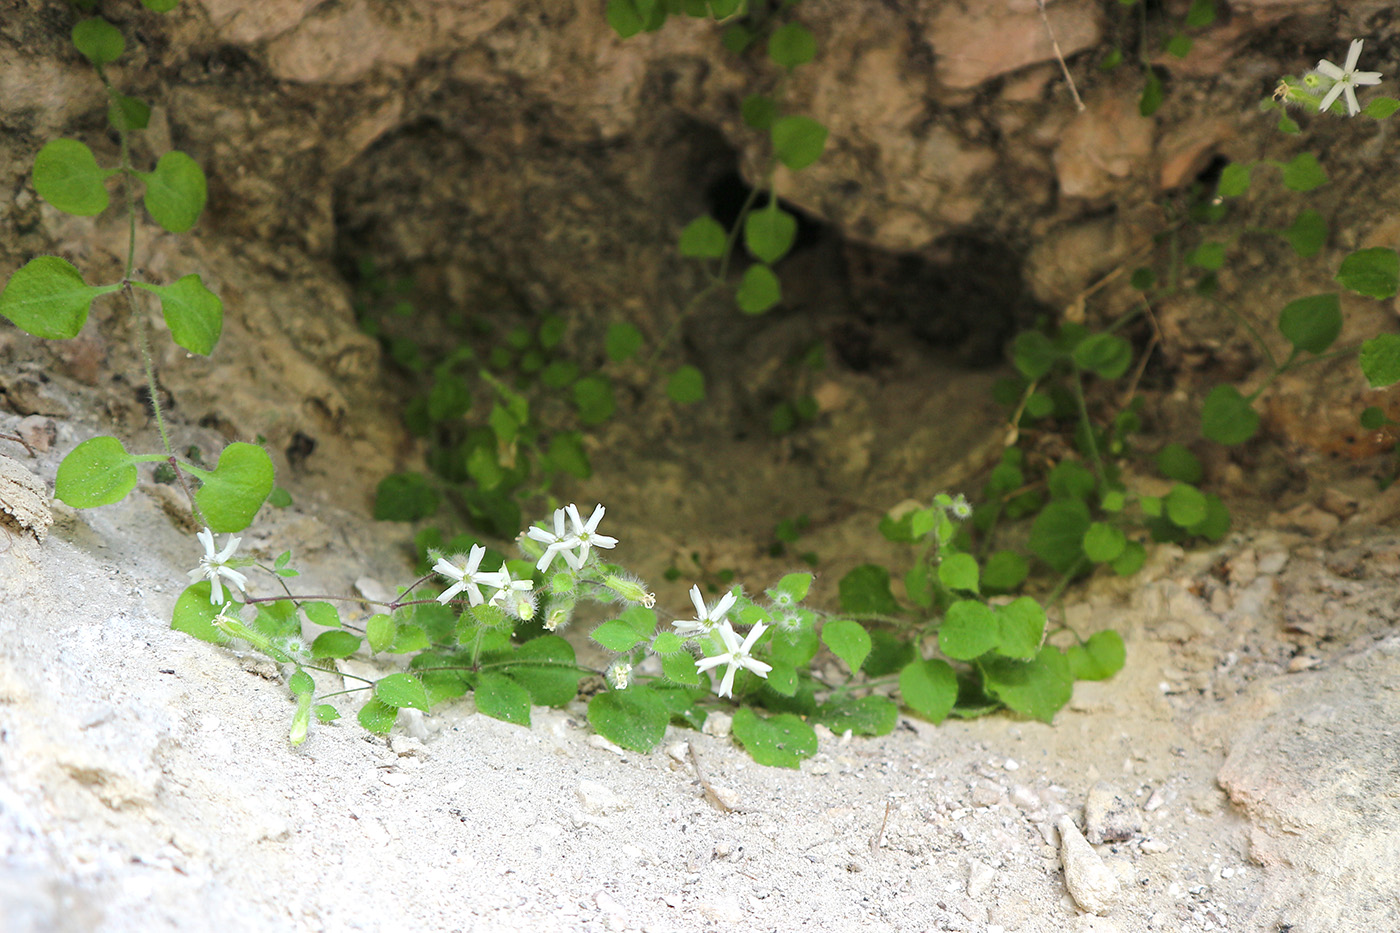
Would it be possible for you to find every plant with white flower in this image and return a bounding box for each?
[526,507,578,571]
[695,619,773,698]
[564,503,618,565]
[1315,39,1383,117]
[188,527,250,605]
[433,544,494,606]
[672,584,736,637]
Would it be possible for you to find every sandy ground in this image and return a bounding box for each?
[3,402,1400,933]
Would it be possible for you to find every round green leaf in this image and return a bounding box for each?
[1188,241,1226,271]
[374,472,439,521]
[978,645,1073,723]
[731,708,817,769]
[736,264,781,314]
[375,672,430,711]
[1012,330,1057,379]
[1285,209,1326,258]
[1281,152,1327,192]
[1336,248,1399,300]
[139,150,207,233]
[605,0,645,38]
[1216,162,1251,198]
[171,582,230,645]
[666,365,706,404]
[1071,333,1132,380]
[939,599,997,661]
[505,636,583,706]
[289,669,315,696]
[310,630,361,660]
[1278,294,1341,354]
[1112,540,1146,576]
[1361,335,1400,388]
[1029,499,1091,573]
[678,215,727,259]
[771,116,828,171]
[588,686,668,752]
[0,255,116,339]
[1360,406,1388,430]
[938,552,980,593]
[591,618,646,652]
[572,374,615,424]
[1363,96,1400,119]
[1156,443,1202,483]
[821,619,871,673]
[605,322,642,362]
[1165,483,1207,528]
[837,564,901,615]
[72,17,125,65]
[814,696,897,736]
[768,23,816,69]
[133,274,223,355]
[899,658,957,723]
[32,139,110,216]
[55,435,139,508]
[1067,630,1126,681]
[474,671,532,726]
[109,93,152,132]
[995,596,1046,660]
[981,550,1028,592]
[745,208,797,264]
[357,698,397,734]
[1082,522,1126,563]
[741,94,777,130]
[192,442,274,533]
[1201,385,1259,445]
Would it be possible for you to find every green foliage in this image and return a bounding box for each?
[731,708,817,769]
[588,687,669,752]
[374,472,440,522]
[0,256,119,340]
[133,274,223,355]
[1201,385,1259,445]
[55,435,140,508]
[188,443,275,533]
[1336,248,1399,300]
[33,139,110,215]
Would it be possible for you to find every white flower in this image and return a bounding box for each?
[526,508,580,572]
[695,620,772,698]
[433,544,493,606]
[484,566,536,619]
[565,503,618,566]
[607,662,632,690]
[949,494,973,520]
[1316,39,1383,116]
[187,527,249,606]
[673,584,736,638]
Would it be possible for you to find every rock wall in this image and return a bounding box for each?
[3,0,1399,492]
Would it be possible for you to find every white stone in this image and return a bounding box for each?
[577,780,629,815]
[1057,816,1120,916]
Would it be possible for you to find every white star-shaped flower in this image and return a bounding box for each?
[483,565,536,619]
[564,503,618,566]
[695,620,773,698]
[187,527,248,606]
[526,507,580,572]
[433,544,493,606]
[673,584,736,638]
[1317,39,1383,116]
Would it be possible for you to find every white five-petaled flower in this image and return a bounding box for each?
[695,620,773,699]
[1317,39,1383,116]
[527,507,580,572]
[484,566,536,619]
[433,544,493,606]
[188,527,248,606]
[673,584,736,638]
[564,503,618,566]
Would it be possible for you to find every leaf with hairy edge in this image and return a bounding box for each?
[375,672,430,711]
[171,582,230,644]
[732,708,817,768]
[357,698,397,734]
[899,657,957,722]
[33,139,110,216]
[139,150,207,233]
[821,619,871,673]
[55,435,139,508]
[190,442,274,532]
[134,274,222,355]
[978,646,1073,723]
[0,256,117,339]
[474,671,531,726]
[588,686,668,752]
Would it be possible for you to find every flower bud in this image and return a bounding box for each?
[544,597,576,632]
[607,662,632,690]
[603,574,655,608]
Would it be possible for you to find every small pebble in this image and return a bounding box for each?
[1257,549,1289,575]
[1002,758,1020,772]
[587,734,626,756]
[1010,784,1040,811]
[665,741,690,763]
[1140,837,1172,854]
[577,780,629,814]
[967,859,996,899]
[702,712,733,738]
[1084,781,1141,844]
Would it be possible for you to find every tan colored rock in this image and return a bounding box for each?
[1057,815,1121,916]
[929,0,1102,90]
[1054,91,1155,199]
[198,0,326,44]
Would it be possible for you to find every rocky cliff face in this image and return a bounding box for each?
[2,0,1397,485]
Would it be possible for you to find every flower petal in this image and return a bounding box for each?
[1316,60,1344,81]
[1318,82,1345,113]
[1344,38,1363,73]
